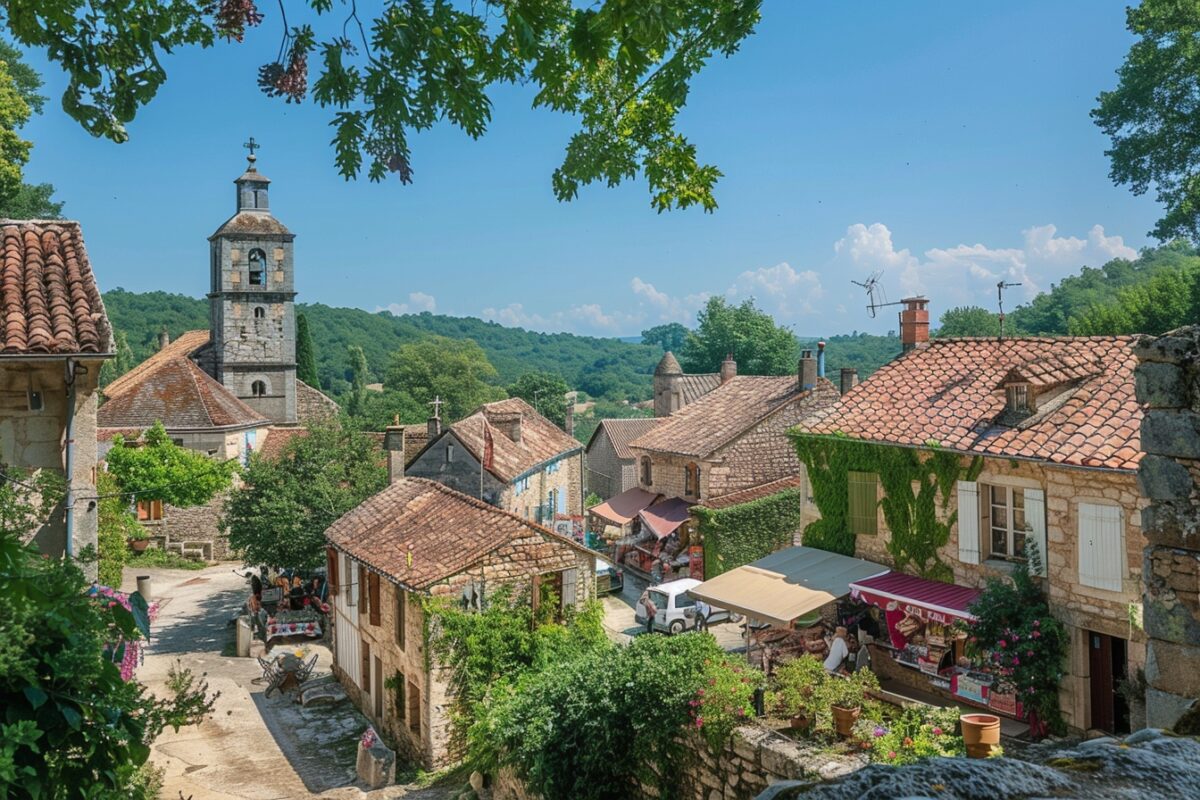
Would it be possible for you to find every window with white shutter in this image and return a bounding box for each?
[1025,488,1047,577]
[957,481,980,565]
[1078,503,1124,592]
[561,568,578,610]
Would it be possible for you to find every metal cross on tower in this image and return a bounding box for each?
[243,137,260,159]
[429,395,443,419]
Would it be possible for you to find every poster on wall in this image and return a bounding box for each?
[688,546,704,579]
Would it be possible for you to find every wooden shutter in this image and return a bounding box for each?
[562,568,578,609]
[1079,503,1123,591]
[395,588,406,650]
[361,640,370,689]
[395,672,406,720]
[326,547,339,594]
[359,566,368,617]
[848,472,878,535]
[407,679,421,732]
[1024,488,1047,577]
[957,481,980,565]
[368,572,381,626]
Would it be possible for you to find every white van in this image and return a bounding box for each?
[634,578,741,635]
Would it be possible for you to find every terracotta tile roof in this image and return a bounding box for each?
[587,417,667,460]
[1,221,111,355]
[97,357,269,431]
[256,426,309,461]
[103,329,211,398]
[677,373,722,406]
[364,425,428,468]
[210,211,292,238]
[796,337,1144,471]
[700,476,806,510]
[655,351,683,375]
[631,375,837,458]
[445,397,580,482]
[326,477,591,591]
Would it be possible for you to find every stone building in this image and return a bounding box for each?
[651,351,723,417]
[96,152,338,559]
[325,476,596,769]
[583,417,665,500]
[1133,326,1200,731]
[794,322,1149,734]
[0,220,112,577]
[405,398,583,524]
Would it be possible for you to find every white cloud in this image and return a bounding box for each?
[631,277,710,323]
[378,292,437,315]
[726,262,824,316]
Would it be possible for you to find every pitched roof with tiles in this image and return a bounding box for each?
[103,329,211,398]
[677,373,722,406]
[442,397,581,482]
[796,337,1144,471]
[586,417,667,460]
[256,426,310,461]
[326,477,590,591]
[630,375,835,458]
[700,476,806,510]
[1,221,112,356]
[97,357,269,431]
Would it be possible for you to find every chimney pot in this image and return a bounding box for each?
[427,415,442,440]
[798,350,817,391]
[384,420,406,484]
[839,368,859,395]
[816,341,826,379]
[564,392,575,436]
[899,296,930,352]
[720,353,737,385]
[157,329,170,350]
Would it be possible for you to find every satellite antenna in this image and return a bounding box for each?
[851,271,903,318]
[996,280,1021,339]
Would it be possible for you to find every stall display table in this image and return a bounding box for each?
[266,610,323,641]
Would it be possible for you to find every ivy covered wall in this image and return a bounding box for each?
[694,489,803,579]
[791,433,981,582]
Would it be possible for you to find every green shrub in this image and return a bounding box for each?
[854,705,964,765]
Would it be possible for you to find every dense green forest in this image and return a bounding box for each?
[101,290,662,402]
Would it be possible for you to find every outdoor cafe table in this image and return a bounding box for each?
[266,615,322,641]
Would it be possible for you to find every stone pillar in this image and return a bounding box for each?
[1134,328,1200,731]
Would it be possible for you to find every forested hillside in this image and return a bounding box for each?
[101,289,662,401]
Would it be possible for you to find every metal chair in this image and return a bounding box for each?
[294,653,319,685]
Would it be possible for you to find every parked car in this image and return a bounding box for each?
[595,557,624,595]
[634,578,741,635]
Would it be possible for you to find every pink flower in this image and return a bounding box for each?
[1032,619,1040,627]
[932,727,943,736]
[998,640,1007,649]
[1031,631,1041,639]
[695,717,704,728]
[1012,656,1020,666]
[697,689,705,696]
[887,751,897,760]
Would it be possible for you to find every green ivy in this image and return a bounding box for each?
[791,432,982,581]
[694,489,803,579]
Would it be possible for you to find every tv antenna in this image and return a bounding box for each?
[851,271,903,318]
[996,280,1021,339]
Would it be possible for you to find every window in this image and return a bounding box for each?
[394,671,406,720]
[136,499,164,521]
[407,679,421,733]
[514,476,530,495]
[368,571,381,626]
[344,554,358,606]
[847,472,878,535]
[641,456,653,486]
[251,380,267,397]
[461,579,484,612]
[395,588,406,650]
[360,639,371,689]
[1079,503,1124,591]
[985,485,1028,561]
[248,248,266,285]
[253,306,266,319]
[359,565,369,618]
[445,443,454,463]
[1006,383,1031,414]
[684,463,700,497]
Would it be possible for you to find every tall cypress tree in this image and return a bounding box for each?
[296,312,319,387]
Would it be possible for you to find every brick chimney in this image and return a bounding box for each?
[899,296,930,352]
[492,411,522,443]
[720,353,737,385]
[427,413,441,440]
[839,368,859,395]
[564,391,575,436]
[384,415,405,484]
[798,350,817,392]
[157,329,170,350]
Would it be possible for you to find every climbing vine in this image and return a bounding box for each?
[694,489,803,578]
[791,433,982,581]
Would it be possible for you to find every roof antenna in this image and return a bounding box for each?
[851,271,903,318]
[996,281,1021,340]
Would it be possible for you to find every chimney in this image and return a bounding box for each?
[816,341,826,379]
[157,329,170,350]
[719,353,737,385]
[840,368,859,395]
[492,412,522,443]
[384,415,406,485]
[899,296,930,352]
[427,413,442,440]
[798,350,817,392]
[564,392,576,437]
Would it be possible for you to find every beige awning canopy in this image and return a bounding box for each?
[589,487,662,526]
[688,546,889,627]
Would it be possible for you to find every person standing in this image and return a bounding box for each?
[694,599,711,632]
[640,590,658,635]
[824,626,850,673]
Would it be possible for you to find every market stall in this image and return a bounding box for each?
[848,572,1024,720]
[588,487,661,551]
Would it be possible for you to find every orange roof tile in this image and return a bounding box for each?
[796,337,1144,471]
[326,477,591,591]
[699,476,806,510]
[97,357,268,431]
[0,221,111,355]
[103,329,211,398]
[443,397,580,482]
[586,417,667,460]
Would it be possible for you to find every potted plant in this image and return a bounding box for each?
[770,657,826,732]
[823,667,880,738]
[127,527,152,552]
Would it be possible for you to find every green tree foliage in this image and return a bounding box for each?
[96,471,139,586]
[572,399,653,445]
[507,372,571,429]
[681,297,799,375]
[694,489,803,578]
[641,322,689,352]
[1,484,216,798]
[345,343,369,417]
[1069,259,1200,336]
[99,330,136,388]
[222,424,386,568]
[384,336,506,422]
[0,54,32,210]
[1094,1,1200,241]
[5,2,761,212]
[799,331,902,381]
[0,40,61,218]
[295,312,319,387]
[933,306,1003,338]
[106,422,237,509]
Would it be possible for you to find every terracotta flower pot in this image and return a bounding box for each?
[129,539,150,553]
[960,713,1001,758]
[831,705,860,738]
[789,714,811,732]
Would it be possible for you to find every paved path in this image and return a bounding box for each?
[126,564,457,800]
[600,572,747,651]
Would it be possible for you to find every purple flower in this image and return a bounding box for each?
[873,726,887,737]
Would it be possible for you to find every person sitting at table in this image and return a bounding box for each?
[824,626,850,674]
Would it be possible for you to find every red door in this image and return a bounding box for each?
[1088,632,1129,733]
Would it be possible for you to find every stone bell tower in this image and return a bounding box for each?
[207,140,297,424]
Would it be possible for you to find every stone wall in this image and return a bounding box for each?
[584,429,633,501]
[489,723,864,800]
[1133,327,1200,730]
[142,493,231,561]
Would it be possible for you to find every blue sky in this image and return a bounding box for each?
[21,1,1158,337]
